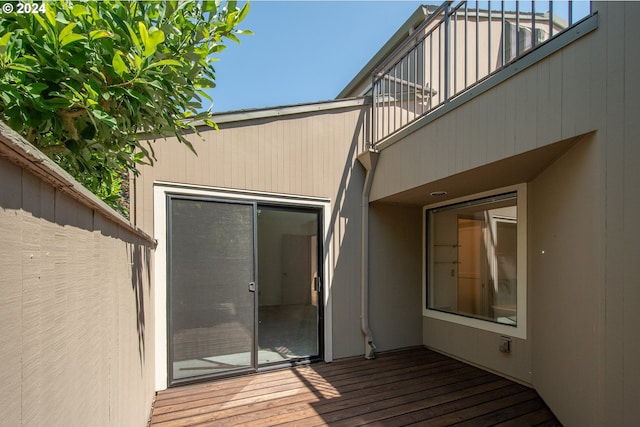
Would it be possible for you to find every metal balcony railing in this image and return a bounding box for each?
[371,1,592,146]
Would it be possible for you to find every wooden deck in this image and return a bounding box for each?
[149,347,561,426]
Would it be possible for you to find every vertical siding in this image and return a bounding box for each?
[529,136,602,427]
[369,203,423,351]
[134,105,369,360]
[0,160,23,427]
[367,2,640,426]
[0,143,155,427]
[622,4,640,422]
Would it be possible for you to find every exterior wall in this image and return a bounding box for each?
[369,202,423,352]
[529,134,602,426]
[0,126,155,427]
[368,2,640,426]
[133,105,371,360]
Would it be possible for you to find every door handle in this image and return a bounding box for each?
[248,282,256,292]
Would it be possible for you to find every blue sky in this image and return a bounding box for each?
[206,1,432,112]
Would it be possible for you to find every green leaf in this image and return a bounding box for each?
[204,119,219,130]
[112,51,128,77]
[8,63,37,73]
[0,32,12,47]
[28,83,48,94]
[60,33,87,47]
[225,32,240,44]
[91,109,117,127]
[138,21,149,48]
[83,82,98,99]
[58,23,77,43]
[237,2,250,23]
[33,14,57,46]
[43,97,72,109]
[144,59,182,70]
[44,2,56,26]
[129,53,143,72]
[126,21,141,52]
[143,29,165,57]
[202,1,218,14]
[89,30,112,40]
[71,4,89,17]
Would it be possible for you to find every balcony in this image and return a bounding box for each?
[371,1,592,146]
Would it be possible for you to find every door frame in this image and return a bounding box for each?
[255,203,324,368]
[153,182,333,391]
[166,195,258,386]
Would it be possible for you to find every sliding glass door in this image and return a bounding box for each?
[167,197,323,385]
[168,197,256,384]
[256,206,322,365]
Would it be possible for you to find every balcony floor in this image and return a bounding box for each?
[149,347,561,426]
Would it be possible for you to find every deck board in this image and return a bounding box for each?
[149,347,561,426]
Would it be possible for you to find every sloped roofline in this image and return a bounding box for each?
[191,96,368,126]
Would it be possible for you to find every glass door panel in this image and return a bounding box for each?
[256,206,322,365]
[168,197,256,384]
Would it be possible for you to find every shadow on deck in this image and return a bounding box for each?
[149,347,561,426]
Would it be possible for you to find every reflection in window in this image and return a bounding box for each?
[427,193,518,326]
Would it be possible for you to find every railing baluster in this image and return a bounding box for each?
[488,1,492,76]
[549,1,554,36]
[532,1,536,48]
[393,64,397,135]
[430,33,433,110]
[414,46,418,120]
[400,58,404,128]
[516,1,521,56]
[454,7,458,96]
[464,2,468,89]
[444,2,450,102]
[501,1,505,67]
[421,39,426,116]
[370,1,591,146]
[569,0,573,25]
[475,1,479,83]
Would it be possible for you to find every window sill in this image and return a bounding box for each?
[424,308,526,339]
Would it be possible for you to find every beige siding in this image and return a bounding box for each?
[368,2,640,426]
[529,134,602,426]
[0,129,155,427]
[602,2,640,425]
[369,203,423,351]
[134,105,370,360]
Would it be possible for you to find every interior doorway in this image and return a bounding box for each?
[166,196,323,386]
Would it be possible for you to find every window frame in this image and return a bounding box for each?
[422,184,527,339]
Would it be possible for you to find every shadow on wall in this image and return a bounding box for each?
[130,241,153,367]
[1,122,157,425]
[323,106,369,359]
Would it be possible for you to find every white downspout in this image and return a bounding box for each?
[356,149,380,359]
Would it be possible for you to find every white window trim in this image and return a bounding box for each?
[153,182,333,391]
[422,184,527,339]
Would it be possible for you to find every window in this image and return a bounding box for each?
[424,185,526,338]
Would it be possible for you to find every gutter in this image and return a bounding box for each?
[356,149,380,359]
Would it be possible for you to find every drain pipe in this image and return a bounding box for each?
[356,148,380,359]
